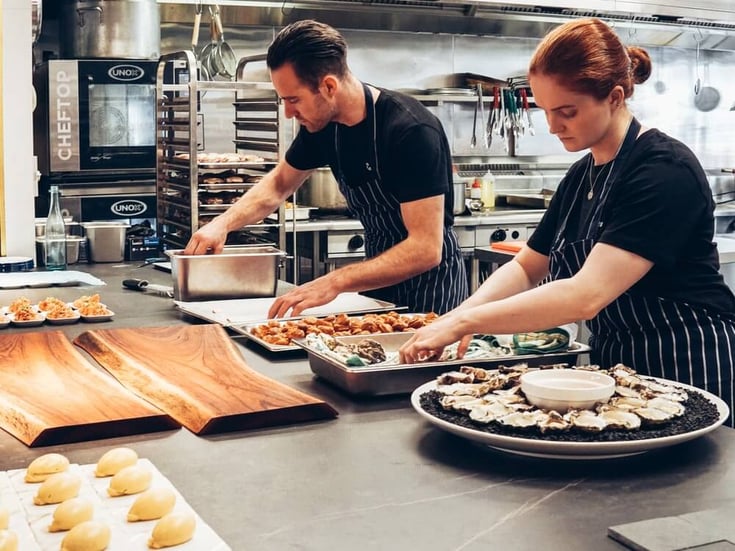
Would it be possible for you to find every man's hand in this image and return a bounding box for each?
[268,277,341,318]
[183,218,229,255]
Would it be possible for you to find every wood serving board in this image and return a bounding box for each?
[0,331,178,447]
[74,325,338,434]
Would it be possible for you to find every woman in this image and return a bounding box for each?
[399,18,735,425]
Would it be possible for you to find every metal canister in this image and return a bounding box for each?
[60,0,161,59]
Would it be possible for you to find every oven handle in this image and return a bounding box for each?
[77,6,103,27]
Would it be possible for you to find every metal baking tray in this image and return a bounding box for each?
[294,332,592,396]
[229,303,409,352]
[233,310,424,352]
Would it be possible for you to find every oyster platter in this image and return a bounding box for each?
[412,364,729,459]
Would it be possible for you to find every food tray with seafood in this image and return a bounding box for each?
[294,331,591,396]
[236,311,434,353]
[0,448,230,550]
[411,364,729,459]
[0,294,113,329]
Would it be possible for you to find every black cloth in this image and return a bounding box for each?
[529,128,735,315]
[285,88,455,225]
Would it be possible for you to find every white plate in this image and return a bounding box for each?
[45,312,81,325]
[0,314,10,328]
[411,379,729,460]
[8,312,46,327]
[80,310,115,323]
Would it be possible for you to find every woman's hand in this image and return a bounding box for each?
[398,315,469,363]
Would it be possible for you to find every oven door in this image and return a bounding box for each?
[77,60,157,172]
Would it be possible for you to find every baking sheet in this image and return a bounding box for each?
[234,311,429,353]
[175,292,400,329]
[1,458,230,550]
[297,332,591,396]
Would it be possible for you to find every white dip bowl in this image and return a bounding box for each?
[520,369,616,412]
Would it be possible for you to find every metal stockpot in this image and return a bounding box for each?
[300,168,350,213]
[60,0,160,59]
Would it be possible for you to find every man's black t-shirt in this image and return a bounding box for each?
[528,128,735,314]
[285,87,454,224]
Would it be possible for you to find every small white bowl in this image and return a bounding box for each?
[520,369,616,412]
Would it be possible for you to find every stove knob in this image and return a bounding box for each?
[510,230,521,239]
[491,229,507,242]
[348,234,364,250]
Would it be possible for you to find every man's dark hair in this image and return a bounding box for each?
[266,20,348,92]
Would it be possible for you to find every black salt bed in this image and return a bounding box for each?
[419,390,721,442]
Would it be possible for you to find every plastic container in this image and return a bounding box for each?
[45,185,67,270]
[481,169,495,209]
[469,178,483,212]
[83,222,129,263]
[36,236,86,266]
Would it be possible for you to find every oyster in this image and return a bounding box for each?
[355,338,386,364]
[497,410,544,428]
[634,407,675,424]
[538,410,570,433]
[646,397,686,417]
[468,401,516,423]
[440,395,487,412]
[566,409,608,432]
[437,371,475,385]
[608,396,648,410]
[597,406,642,430]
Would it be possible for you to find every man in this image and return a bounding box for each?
[185,19,467,317]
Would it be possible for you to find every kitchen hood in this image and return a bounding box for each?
[159,0,735,50]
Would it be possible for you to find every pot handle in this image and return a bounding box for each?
[77,6,103,27]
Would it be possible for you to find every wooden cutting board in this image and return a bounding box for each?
[74,325,338,434]
[0,331,178,447]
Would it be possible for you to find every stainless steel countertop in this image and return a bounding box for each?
[1,263,734,550]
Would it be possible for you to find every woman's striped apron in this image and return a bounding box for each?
[549,118,735,426]
[333,83,467,314]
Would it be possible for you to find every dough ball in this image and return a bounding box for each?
[60,520,111,551]
[49,497,94,532]
[33,472,82,505]
[94,447,138,477]
[127,487,176,522]
[0,529,18,551]
[107,464,152,497]
[148,511,196,549]
[25,453,70,483]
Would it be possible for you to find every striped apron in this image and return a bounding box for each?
[549,118,735,426]
[332,83,467,314]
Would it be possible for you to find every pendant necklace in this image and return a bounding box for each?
[586,117,633,201]
[587,161,613,200]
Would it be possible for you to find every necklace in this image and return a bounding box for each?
[586,160,614,200]
[586,117,633,200]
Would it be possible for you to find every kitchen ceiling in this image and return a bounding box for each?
[157,0,735,50]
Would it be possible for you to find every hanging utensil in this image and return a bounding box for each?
[486,86,498,148]
[477,84,487,148]
[191,2,209,83]
[199,8,217,79]
[694,30,702,95]
[694,59,721,112]
[520,88,534,136]
[470,88,478,148]
[211,5,237,80]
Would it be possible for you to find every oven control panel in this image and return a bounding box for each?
[476,225,537,246]
[325,232,366,258]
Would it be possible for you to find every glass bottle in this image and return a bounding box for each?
[45,185,67,271]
